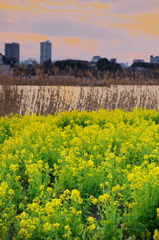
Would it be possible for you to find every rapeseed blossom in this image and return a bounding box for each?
[1,109,159,239]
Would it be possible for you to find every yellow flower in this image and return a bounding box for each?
[71,189,83,203]
[2,226,7,231]
[87,224,96,230]
[15,176,21,181]
[98,193,111,203]
[127,173,134,182]
[112,184,120,192]
[87,216,95,222]
[76,210,82,215]
[90,195,98,205]
[20,220,26,227]
[107,173,113,179]
[43,222,52,231]
[2,213,8,219]
[64,225,71,231]
[8,189,14,196]
[18,228,27,235]
[1,182,8,189]
[92,198,98,205]
[39,185,44,190]
[10,164,19,171]
[63,225,72,238]
[113,201,119,206]
[27,202,38,211]
[153,229,159,240]
[84,152,88,157]
[53,223,60,228]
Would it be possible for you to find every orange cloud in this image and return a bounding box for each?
[0,0,109,12]
[77,17,85,22]
[112,10,159,36]
[99,20,105,26]
[111,39,121,44]
[0,32,48,42]
[63,37,82,47]
[97,12,102,17]
[62,37,101,53]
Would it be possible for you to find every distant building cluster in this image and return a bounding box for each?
[133,59,145,63]
[92,56,101,62]
[110,58,117,64]
[150,55,159,64]
[0,53,12,75]
[20,58,38,66]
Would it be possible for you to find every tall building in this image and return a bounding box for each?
[40,40,52,63]
[5,43,20,63]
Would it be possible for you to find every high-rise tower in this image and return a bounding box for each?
[5,43,20,63]
[40,40,52,63]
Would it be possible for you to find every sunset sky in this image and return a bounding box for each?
[0,0,159,65]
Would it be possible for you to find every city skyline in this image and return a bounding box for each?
[2,41,159,66]
[0,40,159,67]
[0,0,159,65]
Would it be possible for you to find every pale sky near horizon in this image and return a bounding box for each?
[0,0,159,65]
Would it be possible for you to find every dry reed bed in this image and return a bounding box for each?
[1,68,159,86]
[1,85,159,116]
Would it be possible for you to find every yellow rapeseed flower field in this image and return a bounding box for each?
[1,109,159,239]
